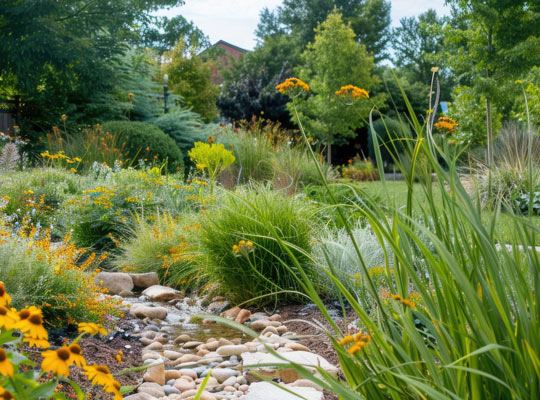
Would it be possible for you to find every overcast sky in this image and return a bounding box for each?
[158,0,450,50]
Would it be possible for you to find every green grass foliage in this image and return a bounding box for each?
[197,186,317,306]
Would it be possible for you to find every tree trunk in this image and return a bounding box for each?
[486,98,493,167]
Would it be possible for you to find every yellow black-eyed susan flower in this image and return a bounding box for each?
[68,344,86,366]
[0,282,11,307]
[41,346,72,377]
[78,322,107,336]
[15,307,48,340]
[0,348,14,377]
[83,364,116,388]
[104,379,123,400]
[0,386,14,399]
[0,305,18,330]
[23,335,50,349]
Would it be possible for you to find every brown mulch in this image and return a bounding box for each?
[277,304,343,400]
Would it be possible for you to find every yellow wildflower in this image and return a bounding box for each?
[78,322,107,336]
[0,348,14,377]
[41,346,72,377]
[0,282,11,307]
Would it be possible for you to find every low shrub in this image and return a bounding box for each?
[152,108,216,169]
[341,156,379,181]
[113,212,202,288]
[44,124,130,171]
[101,120,184,171]
[197,186,317,306]
[312,223,388,298]
[477,123,540,214]
[0,227,116,327]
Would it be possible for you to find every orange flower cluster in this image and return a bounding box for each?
[434,116,458,134]
[338,331,371,355]
[335,85,369,100]
[232,240,254,256]
[275,78,310,94]
[392,294,417,310]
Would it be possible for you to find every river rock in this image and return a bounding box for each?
[143,362,165,385]
[218,338,233,347]
[174,334,191,344]
[164,350,183,360]
[221,306,241,319]
[174,378,196,392]
[182,341,204,349]
[130,272,159,288]
[124,393,157,400]
[242,351,338,383]
[284,342,311,352]
[204,340,219,351]
[145,342,163,351]
[217,345,249,357]
[130,304,168,320]
[235,309,252,324]
[137,382,165,397]
[207,300,230,314]
[142,285,181,301]
[165,369,182,380]
[178,369,198,380]
[250,319,281,331]
[163,385,181,395]
[241,382,322,400]
[211,368,239,383]
[290,379,323,391]
[95,272,133,295]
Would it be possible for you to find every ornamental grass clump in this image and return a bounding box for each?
[230,74,540,399]
[114,212,202,288]
[197,186,317,306]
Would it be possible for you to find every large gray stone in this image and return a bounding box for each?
[129,304,168,320]
[240,382,323,400]
[94,272,133,295]
[130,272,159,288]
[241,351,338,383]
[123,393,157,400]
[142,285,181,301]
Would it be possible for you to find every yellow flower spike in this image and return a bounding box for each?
[0,348,14,377]
[0,282,11,307]
[41,346,72,377]
[78,322,107,336]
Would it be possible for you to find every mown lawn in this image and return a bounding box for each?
[343,179,540,245]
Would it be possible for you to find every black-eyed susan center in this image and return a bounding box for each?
[29,313,43,326]
[0,348,6,362]
[57,348,70,362]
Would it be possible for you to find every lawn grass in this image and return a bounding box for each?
[344,179,540,244]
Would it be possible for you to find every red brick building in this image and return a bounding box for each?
[201,40,249,85]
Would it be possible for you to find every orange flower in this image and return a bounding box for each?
[276,77,310,95]
[0,348,14,377]
[61,114,67,121]
[335,85,369,100]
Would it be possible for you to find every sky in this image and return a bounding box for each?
[159,0,450,51]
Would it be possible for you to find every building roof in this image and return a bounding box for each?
[212,40,250,54]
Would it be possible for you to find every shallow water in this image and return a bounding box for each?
[125,296,245,343]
